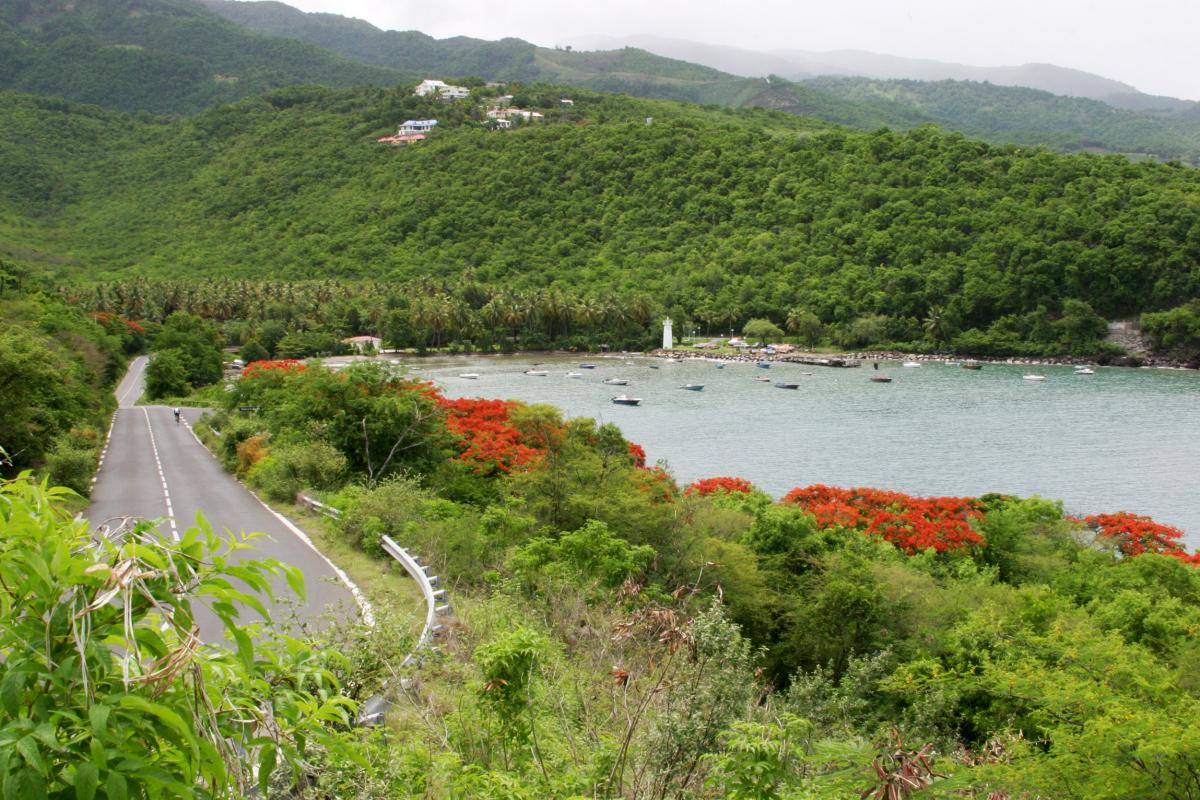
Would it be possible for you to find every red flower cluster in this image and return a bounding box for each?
[438,397,541,474]
[1080,512,1200,565]
[686,476,755,496]
[90,311,145,335]
[242,359,305,377]
[628,442,647,469]
[783,484,985,554]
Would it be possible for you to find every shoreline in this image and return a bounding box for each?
[359,347,1195,371]
[648,348,1197,371]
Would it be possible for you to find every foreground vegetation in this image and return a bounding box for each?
[171,358,1200,797]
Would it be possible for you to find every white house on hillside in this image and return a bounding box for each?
[397,119,438,136]
[414,79,470,99]
[486,107,545,122]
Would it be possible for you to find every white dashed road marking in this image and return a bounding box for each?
[142,407,178,540]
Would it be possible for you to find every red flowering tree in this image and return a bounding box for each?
[685,476,755,496]
[628,442,647,469]
[783,484,985,555]
[1081,512,1200,565]
[438,397,543,475]
[242,359,305,378]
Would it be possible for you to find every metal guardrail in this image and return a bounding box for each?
[298,493,450,669]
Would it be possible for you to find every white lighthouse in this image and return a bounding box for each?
[662,318,673,351]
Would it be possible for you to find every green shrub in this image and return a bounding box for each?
[248,441,348,503]
[44,437,98,495]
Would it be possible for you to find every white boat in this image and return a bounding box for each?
[754,375,771,382]
[944,360,960,367]
[681,384,705,391]
[565,372,583,378]
[902,361,922,368]
[1023,373,1047,381]
[603,377,629,386]
[524,369,548,376]
[611,395,642,406]
[800,371,813,376]
[458,373,480,379]
[665,358,680,364]
[1075,367,1095,375]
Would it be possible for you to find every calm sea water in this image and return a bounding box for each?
[408,355,1200,544]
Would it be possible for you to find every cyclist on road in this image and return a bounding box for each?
[173,407,181,424]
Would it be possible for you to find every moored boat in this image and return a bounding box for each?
[756,361,771,369]
[870,376,893,383]
[1075,366,1095,375]
[681,384,705,391]
[565,372,583,378]
[774,382,799,389]
[754,375,771,382]
[961,362,983,370]
[524,369,548,376]
[902,361,922,368]
[611,395,642,406]
[579,363,597,369]
[458,373,480,379]
[603,377,629,386]
[1023,373,1047,381]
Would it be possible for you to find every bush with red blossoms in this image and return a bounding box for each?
[685,476,755,496]
[438,396,542,474]
[782,484,985,554]
[242,359,306,377]
[1080,512,1200,565]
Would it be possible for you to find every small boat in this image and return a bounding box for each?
[665,358,680,364]
[579,363,597,369]
[458,372,480,379]
[611,395,642,406]
[774,382,799,390]
[961,363,983,370]
[565,372,583,378]
[800,371,813,376]
[681,384,705,391]
[714,363,725,369]
[756,361,771,369]
[754,375,771,382]
[1023,374,1046,381]
[944,360,960,367]
[870,376,893,383]
[603,377,629,386]
[902,361,922,368]
[648,364,660,369]
[524,369,548,376]
[1075,367,1095,375]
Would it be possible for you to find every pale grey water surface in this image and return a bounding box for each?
[410,355,1200,544]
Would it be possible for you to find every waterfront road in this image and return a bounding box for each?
[86,356,366,640]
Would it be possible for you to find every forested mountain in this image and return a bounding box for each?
[0,0,403,114]
[3,84,1199,358]
[198,0,1200,163]
[805,77,1200,163]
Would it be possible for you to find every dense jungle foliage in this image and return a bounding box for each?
[0,281,136,491]
[5,84,1200,357]
[136,357,1200,798]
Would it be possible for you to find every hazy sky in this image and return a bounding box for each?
[282,0,1199,100]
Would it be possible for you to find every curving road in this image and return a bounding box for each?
[87,356,366,640]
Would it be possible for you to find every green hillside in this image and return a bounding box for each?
[196,0,1200,164]
[4,84,1200,358]
[808,77,1200,163]
[0,0,403,114]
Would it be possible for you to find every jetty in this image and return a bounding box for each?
[780,355,861,368]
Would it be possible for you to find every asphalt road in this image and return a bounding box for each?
[87,356,365,641]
